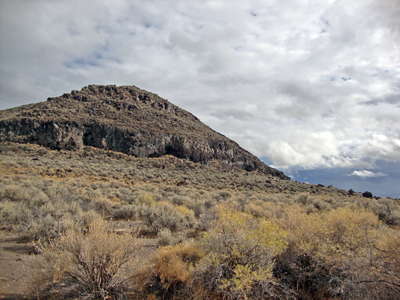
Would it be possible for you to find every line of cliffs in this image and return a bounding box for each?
[0,84,289,180]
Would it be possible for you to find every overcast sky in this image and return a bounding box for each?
[1,0,399,196]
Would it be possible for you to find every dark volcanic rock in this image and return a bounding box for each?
[0,84,289,179]
[362,191,373,198]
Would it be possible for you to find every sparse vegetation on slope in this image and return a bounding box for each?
[0,142,399,299]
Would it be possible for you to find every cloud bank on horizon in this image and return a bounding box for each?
[0,0,399,194]
[350,170,386,178]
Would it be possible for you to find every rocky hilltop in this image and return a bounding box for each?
[0,84,288,179]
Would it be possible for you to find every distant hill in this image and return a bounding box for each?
[0,84,288,179]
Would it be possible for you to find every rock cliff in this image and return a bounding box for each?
[0,84,289,179]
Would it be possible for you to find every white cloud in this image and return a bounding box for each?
[350,170,386,178]
[0,0,399,172]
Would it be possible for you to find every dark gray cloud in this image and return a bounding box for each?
[360,93,400,106]
[0,0,399,180]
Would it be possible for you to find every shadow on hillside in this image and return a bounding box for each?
[2,245,36,255]
[0,294,31,300]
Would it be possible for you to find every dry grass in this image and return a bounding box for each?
[1,142,399,299]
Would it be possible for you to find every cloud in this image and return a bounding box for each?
[0,0,399,176]
[350,170,386,178]
[360,93,400,106]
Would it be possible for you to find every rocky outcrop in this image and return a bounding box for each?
[0,84,289,179]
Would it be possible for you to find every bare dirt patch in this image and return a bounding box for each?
[0,231,35,299]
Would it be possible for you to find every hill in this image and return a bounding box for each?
[0,84,288,179]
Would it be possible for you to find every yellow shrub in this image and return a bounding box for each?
[195,205,288,298]
[175,205,195,218]
[221,264,273,295]
[211,205,288,256]
[139,192,156,206]
[283,207,380,262]
[138,242,204,298]
[273,206,400,298]
[153,243,204,287]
